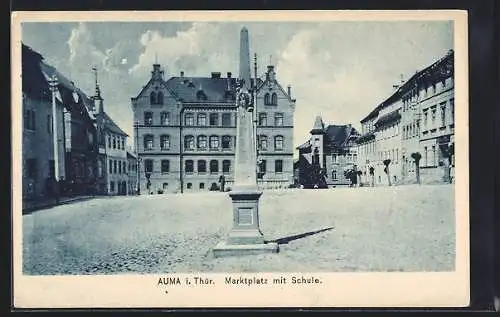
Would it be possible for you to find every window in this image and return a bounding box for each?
[124,161,127,173]
[160,135,170,150]
[184,113,194,126]
[209,135,219,150]
[110,181,115,192]
[113,136,116,149]
[275,160,283,173]
[423,111,428,129]
[431,108,437,125]
[197,160,206,173]
[274,113,284,126]
[259,160,267,173]
[264,93,270,105]
[332,154,337,163]
[184,135,195,151]
[258,113,267,126]
[223,160,231,174]
[119,161,122,174]
[187,183,192,189]
[121,138,125,150]
[258,135,268,150]
[197,113,207,126]
[113,160,117,174]
[160,112,170,125]
[197,135,207,150]
[332,170,337,180]
[24,109,36,130]
[396,149,399,164]
[274,135,284,151]
[440,103,446,127]
[185,160,194,173]
[222,135,232,150]
[157,91,164,105]
[150,92,157,105]
[432,146,436,166]
[218,113,231,128]
[210,160,219,174]
[271,93,278,105]
[209,113,219,126]
[424,147,428,166]
[98,160,103,178]
[47,115,52,134]
[26,158,37,179]
[144,135,154,150]
[108,136,111,148]
[145,159,153,173]
[109,159,113,173]
[163,183,168,190]
[199,183,205,190]
[161,160,170,173]
[144,111,153,126]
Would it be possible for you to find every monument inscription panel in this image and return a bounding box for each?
[237,208,253,225]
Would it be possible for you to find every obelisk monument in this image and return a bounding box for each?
[213,27,279,257]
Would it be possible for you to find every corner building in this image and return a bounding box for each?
[132,64,296,194]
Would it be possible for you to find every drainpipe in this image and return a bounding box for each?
[179,105,185,193]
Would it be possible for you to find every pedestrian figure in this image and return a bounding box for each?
[219,175,226,192]
[369,166,375,187]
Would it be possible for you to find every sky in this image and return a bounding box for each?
[21,21,453,151]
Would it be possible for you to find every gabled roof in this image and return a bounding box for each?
[95,112,128,136]
[324,124,358,150]
[164,77,238,104]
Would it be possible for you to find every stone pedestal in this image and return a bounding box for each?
[213,190,279,257]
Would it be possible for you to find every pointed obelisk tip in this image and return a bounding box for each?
[241,26,248,32]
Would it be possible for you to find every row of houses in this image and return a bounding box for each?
[22,43,137,202]
[294,49,455,187]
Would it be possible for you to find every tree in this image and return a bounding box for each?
[383,159,392,186]
[411,152,422,184]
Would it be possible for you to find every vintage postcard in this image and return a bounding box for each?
[12,10,469,308]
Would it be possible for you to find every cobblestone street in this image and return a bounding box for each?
[22,184,455,274]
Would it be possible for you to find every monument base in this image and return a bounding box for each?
[213,241,279,258]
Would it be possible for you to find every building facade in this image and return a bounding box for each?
[22,44,66,200]
[131,63,296,194]
[357,50,455,185]
[296,116,360,187]
[93,86,130,196]
[127,150,138,195]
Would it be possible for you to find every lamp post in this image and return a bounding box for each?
[48,74,60,181]
[134,120,141,195]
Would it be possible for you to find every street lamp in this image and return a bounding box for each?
[134,120,141,195]
[48,74,60,181]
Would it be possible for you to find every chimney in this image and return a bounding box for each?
[287,85,291,97]
[180,71,184,77]
[227,72,232,78]
[211,72,221,79]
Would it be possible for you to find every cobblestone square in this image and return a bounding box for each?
[23,184,455,274]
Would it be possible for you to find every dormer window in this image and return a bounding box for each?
[196,90,207,101]
[150,91,157,105]
[271,93,278,105]
[264,93,270,105]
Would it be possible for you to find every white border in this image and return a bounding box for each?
[12,10,469,308]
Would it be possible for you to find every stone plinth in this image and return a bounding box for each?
[213,190,279,257]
